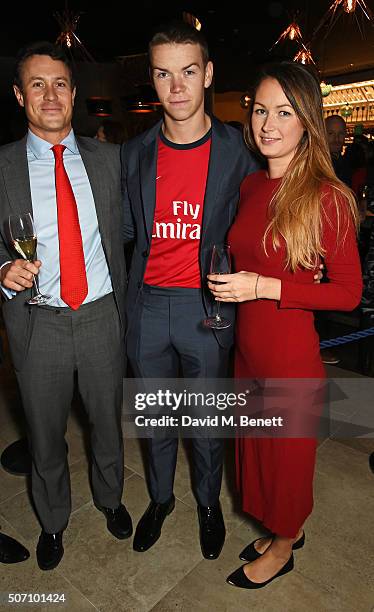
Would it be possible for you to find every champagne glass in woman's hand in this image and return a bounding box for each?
[203,244,231,330]
[8,213,51,305]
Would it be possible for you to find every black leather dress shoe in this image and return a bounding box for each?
[0,531,30,563]
[0,438,32,476]
[369,452,374,474]
[133,496,175,552]
[227,554,294,589]
[239,531,305,562]
[197,504,225,560]
[36,531,64,571]
[98,504,133,540]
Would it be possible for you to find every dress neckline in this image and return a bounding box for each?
[260,169,282,183]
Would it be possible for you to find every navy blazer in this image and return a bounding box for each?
[121,116,259,348]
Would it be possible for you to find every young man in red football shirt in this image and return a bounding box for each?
[122,21,258,559]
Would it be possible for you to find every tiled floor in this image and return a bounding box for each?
[0,332,373,612]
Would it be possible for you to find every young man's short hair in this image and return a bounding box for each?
[149,20,210,66]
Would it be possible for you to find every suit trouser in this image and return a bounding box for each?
[127,285,230,506]
[16,293,124,533]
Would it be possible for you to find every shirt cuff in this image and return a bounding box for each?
[0,261,16,300]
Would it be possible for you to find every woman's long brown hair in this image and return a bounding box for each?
[244,62,359,272]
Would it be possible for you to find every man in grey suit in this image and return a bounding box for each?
[0,42,131,570]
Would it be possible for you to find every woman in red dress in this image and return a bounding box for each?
[208,62,362,589]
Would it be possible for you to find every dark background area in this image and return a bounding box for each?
[0,1,373,91]
[0,1,373,143]
[0,1,321,62]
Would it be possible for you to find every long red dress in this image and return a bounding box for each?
[229,170,362,538]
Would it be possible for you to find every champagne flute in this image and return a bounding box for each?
[203,244,231,330]
[8,213,51,305]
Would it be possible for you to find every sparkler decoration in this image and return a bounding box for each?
[54,4,95,61]
[271,17,316,66]
[294,47,316,65]
[271,21,304,50]
[343,0,357,13]
[313,0,374,40]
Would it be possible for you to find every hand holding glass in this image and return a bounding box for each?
[8,213,51,305]
[203,244,231,330]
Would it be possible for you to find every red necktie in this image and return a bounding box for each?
[52,144,88,310]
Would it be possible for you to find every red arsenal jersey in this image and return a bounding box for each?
[143,129,211,287]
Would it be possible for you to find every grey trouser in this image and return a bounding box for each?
[16,293,124,533]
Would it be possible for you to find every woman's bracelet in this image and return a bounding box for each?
[255,274,261,299]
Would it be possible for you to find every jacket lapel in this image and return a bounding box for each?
[201,117,228,242]
[1,137,33,217]
[139,120,162,243]
[77,137,112,259]
[140,142,158,243]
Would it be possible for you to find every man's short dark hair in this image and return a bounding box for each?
[14,41,75,90]
[149,20,209,66]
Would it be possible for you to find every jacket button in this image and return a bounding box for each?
[142,250,149,257]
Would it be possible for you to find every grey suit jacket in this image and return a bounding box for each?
[0,135,126,371]
[121,116,260,348]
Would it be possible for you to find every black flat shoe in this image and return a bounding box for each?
[239,531,305,562]
[36,531,64,571]
[227,554,294,589]
[197,503,226,560]
[133,495,175,552]
[0,532,30,564]
[97,503,133,540]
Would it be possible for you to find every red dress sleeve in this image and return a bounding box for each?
[279,189,363,311]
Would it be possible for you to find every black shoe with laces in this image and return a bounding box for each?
[97,503,133,540]
[36,531,64,571]
[133,495,175,552]
[197,503,226,560]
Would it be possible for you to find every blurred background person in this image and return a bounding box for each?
[325,114,352,187]
[318,114,353,365]
[95,119,128,144]
[346,138,369,199]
